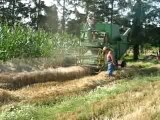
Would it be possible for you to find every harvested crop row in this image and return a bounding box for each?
[0,89,19,106]
[0,66,90,89]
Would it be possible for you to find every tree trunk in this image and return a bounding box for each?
[133,44,139,61]
[62,0,66,32]
[36,0,41,30]
[12,0,16,25]
[85,2,89,15]
[111,0,114,23]
[1,0,5,23]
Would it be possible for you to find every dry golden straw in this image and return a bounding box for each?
[0,66,90,89]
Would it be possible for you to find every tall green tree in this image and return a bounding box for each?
[129,0,160,60]
[80,0,160,60]
[130,0,145,60]
[24,0,59,32]
[38,4,59,33]
[30,0,43,29]
[0,0,29,25]
[56,0,73,32]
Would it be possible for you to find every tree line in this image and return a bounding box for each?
[0,0,160,33]
[0,0,58,32]
[0,0,160,60]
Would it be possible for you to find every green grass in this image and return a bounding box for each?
[127,60,159,68]
[1,74,160,120]
[36,75,160,120]
[0,105,39,120]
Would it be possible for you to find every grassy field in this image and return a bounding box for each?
[0,61,160,120]
[35,76,159,120]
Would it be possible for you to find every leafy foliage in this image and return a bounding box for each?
[0,105,38,120]
[0,0,59,32]
[0,24,51,61]
[0,24,80,61]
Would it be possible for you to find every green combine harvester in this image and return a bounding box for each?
[79,21,131,70]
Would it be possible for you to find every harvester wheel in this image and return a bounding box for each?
[121,60,127,67]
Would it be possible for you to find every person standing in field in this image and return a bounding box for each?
[103,47,116,77]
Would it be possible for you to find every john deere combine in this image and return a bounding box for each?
[79,21,131,70]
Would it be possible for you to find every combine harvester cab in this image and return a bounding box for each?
[80,22,131,71]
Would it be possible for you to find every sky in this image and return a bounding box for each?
[43,0,55,6]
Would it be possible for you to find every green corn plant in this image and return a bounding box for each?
[0,24,80,63]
